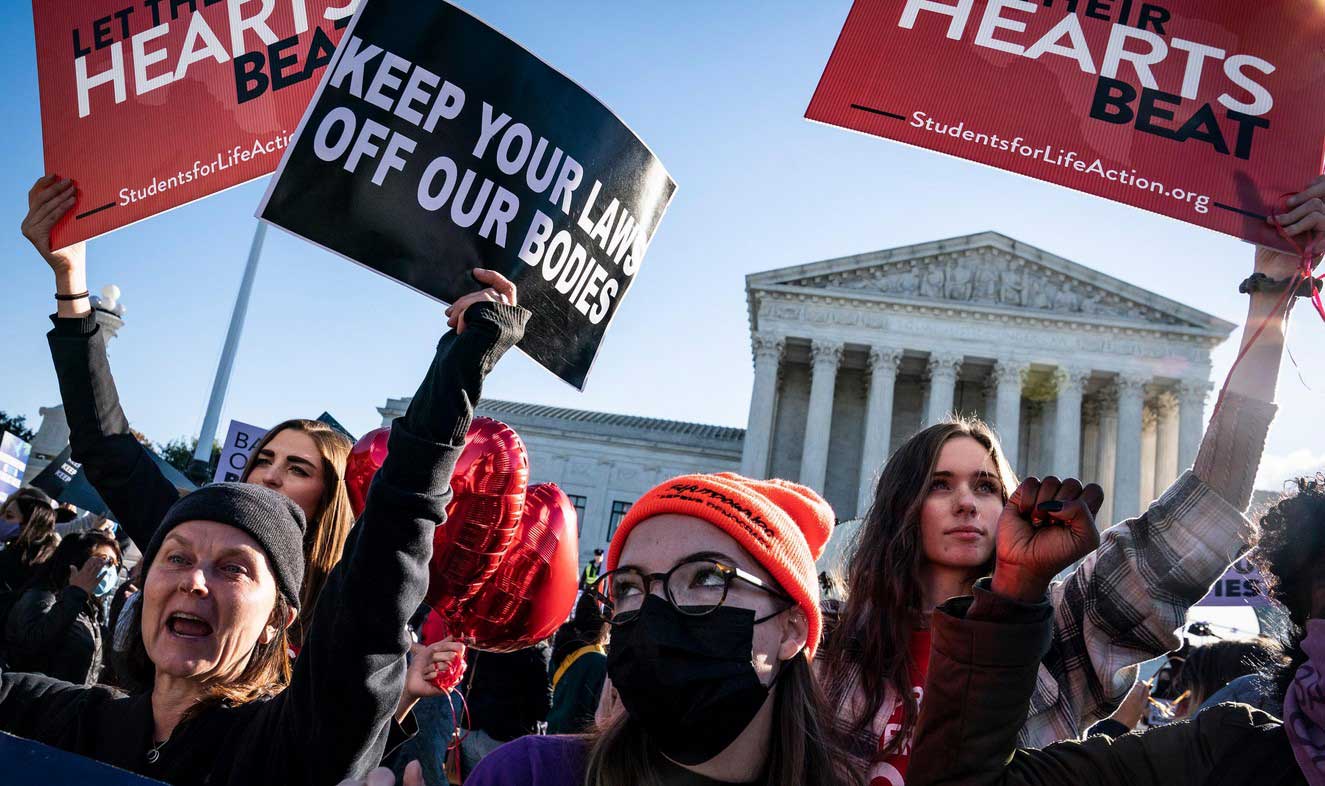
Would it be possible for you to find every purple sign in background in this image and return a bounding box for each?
[1198,557,1269,607]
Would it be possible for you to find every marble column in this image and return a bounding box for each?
[1140,405,1158,506]
[740,333,785,478]
[991,360,1028,471]
[1154,391,1180,492]
[1080,397,1100,483]
[858,348,903,514]
[1095,389,1118,528]
[800,340,843,493]
[1113,375,1148,522]
[1177,380,1210,471]
[925,353,963,426]
[1052,367,1090,477]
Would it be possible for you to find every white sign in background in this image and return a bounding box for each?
[213,421,268,484]
[0,432,32,504]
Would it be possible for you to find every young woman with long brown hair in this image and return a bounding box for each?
[463,473,861,786]
[21,176,355,647]
[0,486,61,594]
[823,177,1325,785]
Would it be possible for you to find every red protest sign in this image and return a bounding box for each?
[32,0,357,247]
[806,1,1325,251]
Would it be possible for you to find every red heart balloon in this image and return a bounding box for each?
[425,417,529,610]
[344,422,579,657]
[448,483,580,652]
[345,426,391,516]
[344,418,530,609]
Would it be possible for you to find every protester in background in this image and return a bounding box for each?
[457,640,554,773]
[3,531,121,685]
[22,176,354,649]
[465,473,861,786]
[823,178,1325,780]
[0,487,61,594]
[0,496,22,542]
[1171,638,1285,719]
[104,560,142,687]
[0,256,528,784]
[581,548,604,589]
[547,591,609,734]
[905,472,1325,786]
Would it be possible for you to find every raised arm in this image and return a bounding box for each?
[1028,188,1325,743]
[911,487,1285,786]
[1193,177,1325,510]
[266,273,528,783]
[909,584,1279,786]
[22,175,179,550]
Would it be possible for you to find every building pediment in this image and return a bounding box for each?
[747,232,1233,338]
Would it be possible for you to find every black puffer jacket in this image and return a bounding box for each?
[4,585,105,685]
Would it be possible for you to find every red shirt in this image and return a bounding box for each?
[868,628,931,786]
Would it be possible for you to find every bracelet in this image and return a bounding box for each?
[54,291,89,301]
[1238,273,1321,298]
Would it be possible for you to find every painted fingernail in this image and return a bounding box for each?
[1037,501,1065,512]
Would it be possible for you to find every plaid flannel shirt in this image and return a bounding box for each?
[830,469,1255,772]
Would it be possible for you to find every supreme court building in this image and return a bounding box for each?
[740,231,1233,529]
[381,231,1234,557]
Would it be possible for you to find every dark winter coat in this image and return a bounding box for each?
[908,581,1305,786]
[0,302,527,785]
[463,641,553,742]
[4,585,105,685]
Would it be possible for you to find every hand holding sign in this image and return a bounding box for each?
[1270,176,1325,255]
[446,269,517,334]
[22,176,86,279]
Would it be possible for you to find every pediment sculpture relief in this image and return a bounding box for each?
[787,250,1183,326]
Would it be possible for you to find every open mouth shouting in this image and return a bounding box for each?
[166,611,215,639]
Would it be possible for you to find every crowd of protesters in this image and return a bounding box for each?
[1,169,1324,786]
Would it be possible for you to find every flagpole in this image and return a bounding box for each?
[188,222,267,483]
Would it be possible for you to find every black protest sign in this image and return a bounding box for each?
[258,0,675,389]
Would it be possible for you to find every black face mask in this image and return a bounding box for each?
[606,595,774,766]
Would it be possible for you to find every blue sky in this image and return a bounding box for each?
[3,0,1322,489]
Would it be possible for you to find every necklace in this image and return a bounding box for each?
[147,739,166,764]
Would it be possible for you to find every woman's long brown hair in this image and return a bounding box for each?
[822,417,1016,756]
[584,655,861,786]
[240,419,353,646]
[5,488,60,568]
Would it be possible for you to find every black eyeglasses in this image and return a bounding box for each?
[586,557,795,625]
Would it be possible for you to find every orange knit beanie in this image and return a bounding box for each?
[605,472,835,656]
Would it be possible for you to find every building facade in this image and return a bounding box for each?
[741,232,1233,528]
[377,398,743,560]
[381,232,1234,565]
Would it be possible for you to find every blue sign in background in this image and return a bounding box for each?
[0,431,32,504]
[0,731,166,784]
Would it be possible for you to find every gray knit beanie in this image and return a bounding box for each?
[141,482,306,609]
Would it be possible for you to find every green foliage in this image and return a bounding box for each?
[157,436,221,480]
[0,411,36,443]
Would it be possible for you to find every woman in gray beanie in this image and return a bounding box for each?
[0,271,527,786]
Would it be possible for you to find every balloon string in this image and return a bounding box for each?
[447,690,472,754]
[1208,197,1324,422]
